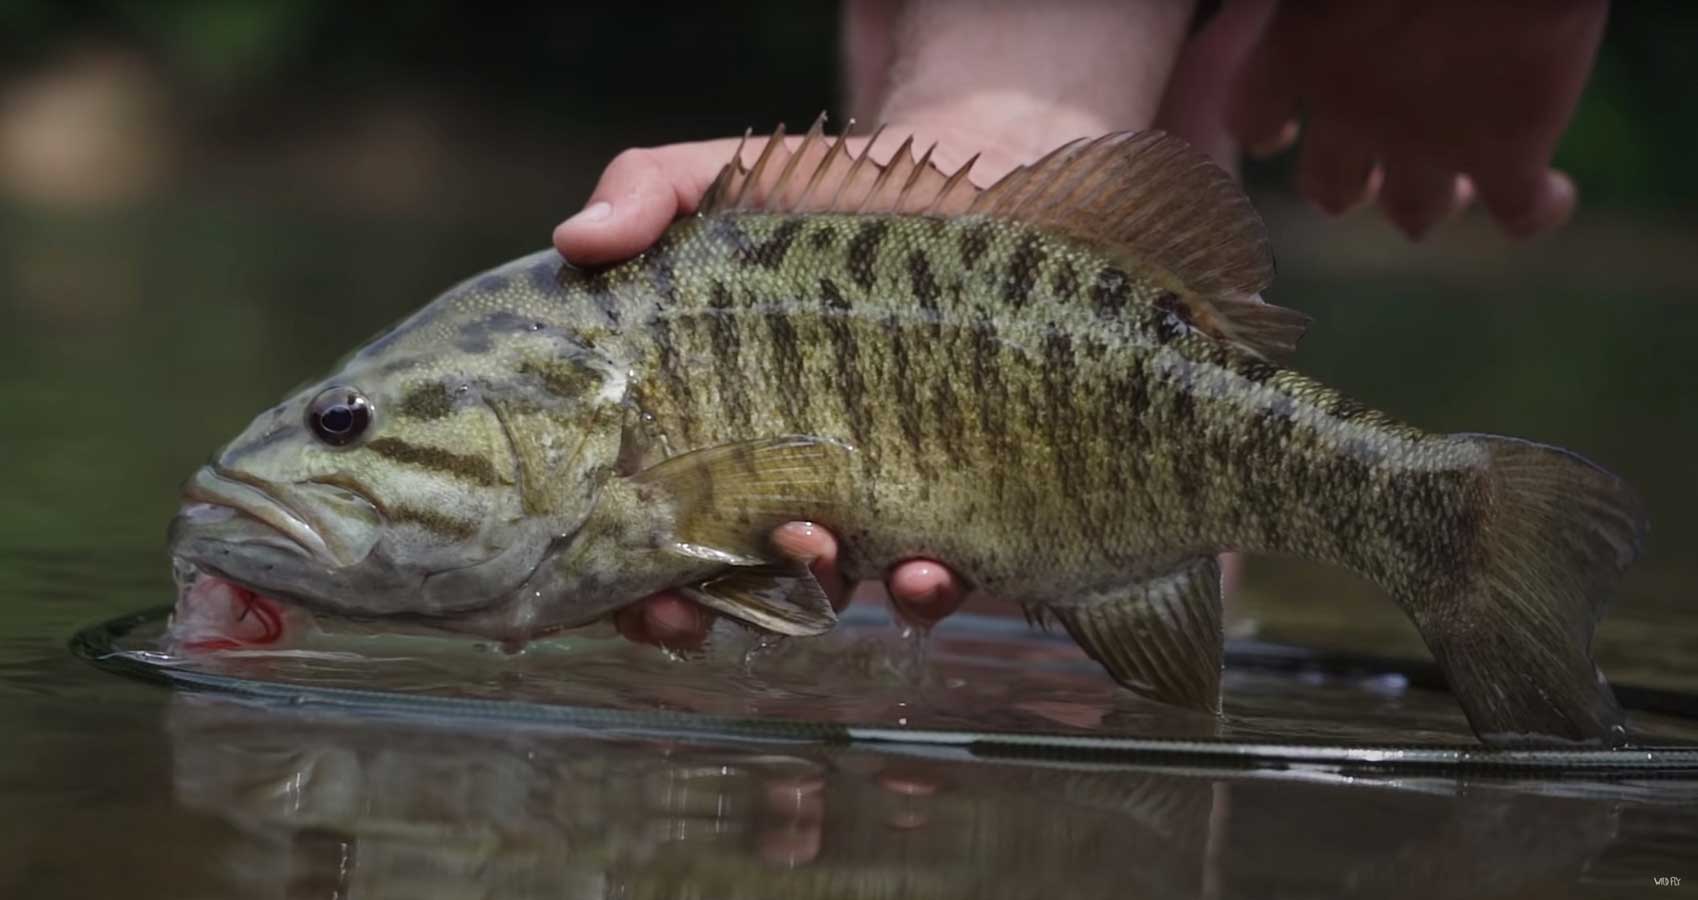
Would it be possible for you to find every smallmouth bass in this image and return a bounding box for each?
[167,119,1647,746]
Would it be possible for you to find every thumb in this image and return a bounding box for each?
[553,138,745,267]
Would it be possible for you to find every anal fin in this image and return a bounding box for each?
[1050,557,1224,713]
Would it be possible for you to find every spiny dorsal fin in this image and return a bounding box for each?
[701,117,1304,359]
[970,130,1302,359]
[698,112,979,217]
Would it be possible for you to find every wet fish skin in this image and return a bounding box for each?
[170,127,1645,745]
[583,200,1639,745]
[588,210,1478,594]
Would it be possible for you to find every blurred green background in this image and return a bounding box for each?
[0,1,1693,685]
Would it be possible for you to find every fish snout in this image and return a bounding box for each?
[176,466,382,568]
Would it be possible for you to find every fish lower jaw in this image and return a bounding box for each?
[167,555,548,650]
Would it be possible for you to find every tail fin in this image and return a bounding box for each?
[1410,435,1647,746]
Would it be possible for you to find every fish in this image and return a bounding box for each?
[166,115,1649,746]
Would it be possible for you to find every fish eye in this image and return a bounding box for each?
[307,387,372,446]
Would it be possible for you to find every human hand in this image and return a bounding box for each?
[552,126,1031,265]
[1222,0,1608,239]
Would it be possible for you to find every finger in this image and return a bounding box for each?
[1224,10,1299,159]
[1456,175,1477,210]
[1248,119,1299,159]
[770,521,851,611]
[553,139,744,267]
[1378,157,1471,241]
[644,593,713,648]
[886,560,964,626]
[1297,117,1380,215]
[1218,551,1245,598]
[1474,168,1576,238]
[615,592,713,649]
[1156,0,1278,165]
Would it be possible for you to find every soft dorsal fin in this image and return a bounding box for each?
[701,115,1305,359]
[970,131,1302,358]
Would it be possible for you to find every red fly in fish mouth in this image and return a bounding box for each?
[173,573,290,651]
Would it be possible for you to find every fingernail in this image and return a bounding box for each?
[771,522,823,563]
[1249,120,1300,159]
[902,562,946,596]
[564,201,612,228]
[1542,171,1577,229]
[1493,171,1575,239]
[1398,174,1476,241]
[1454,175,1477,208]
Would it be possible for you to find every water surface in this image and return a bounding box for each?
[5,194,1698,897]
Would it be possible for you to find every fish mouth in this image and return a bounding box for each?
[174,466,380,568]
[168,562,311,652]
[180,466,327,560]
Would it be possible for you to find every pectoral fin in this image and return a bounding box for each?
[681,564,837,636]
[632,435,856,563]
[631,435,851,636]
[1050,557,1224,713]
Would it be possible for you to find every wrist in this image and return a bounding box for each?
[875,0,1195,163]
[878,91,1120,166]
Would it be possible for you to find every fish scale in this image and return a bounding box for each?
[169,124,1647,747]
[568,210,1457,603]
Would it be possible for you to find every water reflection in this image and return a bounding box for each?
[165,694,1697,899]
[101,603,1698,748]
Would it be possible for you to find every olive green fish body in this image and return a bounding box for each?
[170,124,1647,746]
